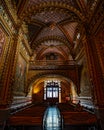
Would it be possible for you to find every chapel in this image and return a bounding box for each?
[0,0,104,130]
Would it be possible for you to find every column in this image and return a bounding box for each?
[83,29,104,129]
[0,28,20,127]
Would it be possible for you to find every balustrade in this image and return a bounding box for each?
[29,60,77,69]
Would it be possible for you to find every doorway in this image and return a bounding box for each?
[44,81,61,104]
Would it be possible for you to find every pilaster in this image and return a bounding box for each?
[83,30,104,129]
[0,34,19,127]
[0,34,19,107]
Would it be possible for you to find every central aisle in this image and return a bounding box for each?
[43,106,62,130]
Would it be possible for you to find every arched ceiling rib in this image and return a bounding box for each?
[31,36,71,50]
[35,26,67,42]
[16,0,98,60]
[33,39,70,60]
[18,0,85,42]
[36,46,69,60]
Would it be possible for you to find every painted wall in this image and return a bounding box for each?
[13,53,27,96]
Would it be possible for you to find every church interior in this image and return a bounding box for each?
[0,0,104,130]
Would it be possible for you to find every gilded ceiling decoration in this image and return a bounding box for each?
[16,0,99,60]
[35,26,67,42]
[32,10,71,24]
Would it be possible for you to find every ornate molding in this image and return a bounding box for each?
[0,5,16,34]
[19,25,32,56]
[0,25,11,105]
[3,0,18,23]
[0,36,16,105]
[29,65,77,70]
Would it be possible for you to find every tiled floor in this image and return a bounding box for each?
[43,106,62,130]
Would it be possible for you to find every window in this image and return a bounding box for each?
[44,80,61,100]
[47,87,58,98]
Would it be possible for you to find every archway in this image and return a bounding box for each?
[27,75,78,104]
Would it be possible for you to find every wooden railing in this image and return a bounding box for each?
[29,60,76,66]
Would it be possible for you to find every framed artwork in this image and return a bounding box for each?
[14,53,27,96]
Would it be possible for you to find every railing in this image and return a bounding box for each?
[30,60,76,66]
[10,96,32,114]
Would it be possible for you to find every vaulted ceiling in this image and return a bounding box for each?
[16,0,98,60]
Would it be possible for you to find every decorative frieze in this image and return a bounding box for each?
[0,5,16,34]
[20,41,30,61]
[3,0,17,23]
[19,25,32,56]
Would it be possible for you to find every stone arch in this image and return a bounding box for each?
[27,71,78,92]
[27,72,78,103]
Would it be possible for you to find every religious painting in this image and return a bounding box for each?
[0,27,6,61]
[14,53,27,96]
